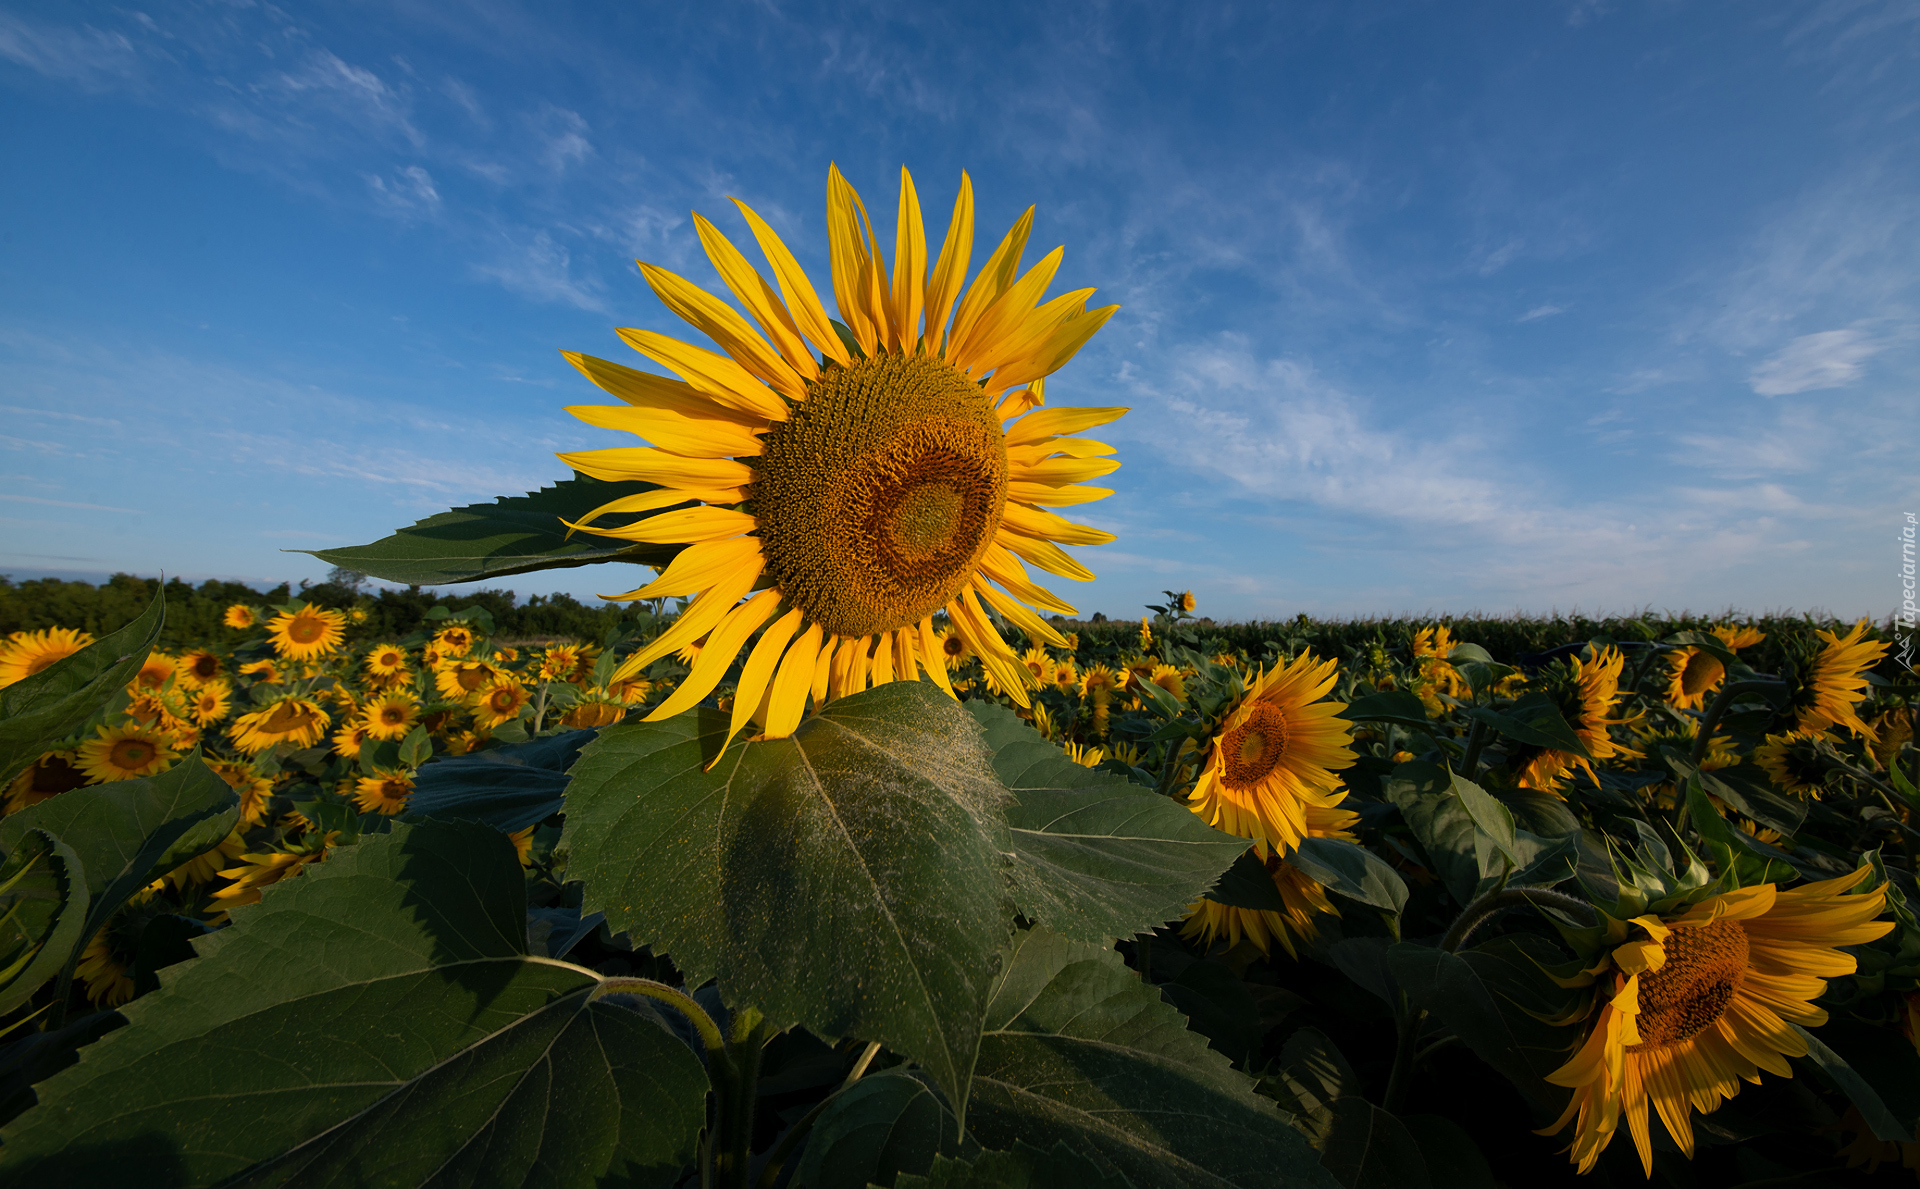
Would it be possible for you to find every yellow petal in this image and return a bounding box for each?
[1010,455,1121,486]
[731,197,850,367]
[1006,482,1113,507]
[948,206,1033,356]
[810,633,836,709]
[565,404,764,458]
[991,304,1120,390]
[633,534,765,599]
[978,544,1078,614]
[998,501,1116,547]
[1007,436,1118,464]
[611,557,764,673]
[949,247,1063,372]
[1000,533,1096,583]
[948,588,1030,708]
[1004,405,1130,447]
[922,172,974,356]
[644,588,783,720]
[617,327,787,422]
[558,447,754,489]
[691,212,820,383]
[764,623,823,738]
[891,166,926,351]
[826,164,882,356]
[727,608,804,753]
[915,617,955,697]
[638,262,807,400]
[973,580,1070,649]
[562,351,762,423]
[566,487,742,535]
[567,504,756,545]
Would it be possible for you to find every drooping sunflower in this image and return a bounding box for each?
[76,929,138,1007]
[229,695,331,754]
[170,649,222,689]
[1752,729,1830,797]
[1516,645,1642,797]
[1181,843,1343,960]
[238,659,283,685]
[1049,657,1079,693]
[434,623,476,657]
[156,827,250,890]
[435,659,507,702]
[1792,619,1886,740]
[1138,617,1153,649]
[563,698,628,729]
[0,627,96,688]
[1540,867,1892,1176]
[558,165,1122,752]
[266,605,346,661]
[4,749,87,814]
[472,677,531,729]
[353,770,415,815]
[1063,741,1104,768]
[360,692,421,741]
[212,834,338,909]
[1410,624,1468,715]
[1186,651,1358,853]
[205,757,273,827]
[1178,590,1196,613]
[539,643,586,682]
[1663,647,1725,713]
[75,723,177,784]
[223,604,258,630]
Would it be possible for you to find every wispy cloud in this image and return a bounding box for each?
[1518,304,1565,323]
[0,11,139,89]
[1747,328,1883,395]
[470,229,606,310]
[0,493,140,513]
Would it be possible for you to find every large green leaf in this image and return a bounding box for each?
[959,928,1339,1188]
[894,1141,1129,1188]
[0,820,709,1187]
[1385,762,1483,906]
[1464,692,1590,760]
[1387,934,1578,1116]
[0,754,238,977]
[302,472,685,586]
[404,728,597,831]
[966,701,1247,942]
[0,829,88,1017]
[1290,837,1408,915]
[791,1070,966,1189]
[1205,848,1291,912]
[562,681,1014,1123]
[0,586,163,787]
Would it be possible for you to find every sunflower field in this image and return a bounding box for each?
[1,167,1916,1189]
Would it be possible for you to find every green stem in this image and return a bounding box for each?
[756,1042,882,1189]
[1381,990,1424,1116]
[1690,680,1779,766]
[1440,886,1596,954]
[591,977,726,1055]
[718,1014,769,1189]
[1459,719,1489,779]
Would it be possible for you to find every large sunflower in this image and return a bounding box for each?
[1541,867,1891,1176]
[1185,651,1358,854]
[0,627,96,688]
[1793,619,1886,741]
[559,165,1122,752]
[266,605,346,661]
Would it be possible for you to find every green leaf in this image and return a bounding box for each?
[1339,690,1435,731]
[0,754,238,996]
[1791,1023,1916,1143]
[791,1069,965,1189]
[1385,762,1481,907]
[1290,837,1408,915]
[0,820,709,1187]
[1320,1099,1432,1189]
[562,682,1014,1124]
[1206,847,1291,912]
[1447,770,1519,869]
[397,725,432,769]
[1400,1115,1496,1189]
[300,472,685,586]
[0,586,163,787]
[1387,935,1578,1116]
[958,928,1339,1188]
[1464,693,1590,760]
[967,701,1247,942]
[0,830,88,1017]
[894,1141,1129,1189]
[403,729,596,832]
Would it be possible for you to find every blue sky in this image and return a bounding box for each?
[1,1,1913,621]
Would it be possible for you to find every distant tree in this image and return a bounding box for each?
[326,566,368,593]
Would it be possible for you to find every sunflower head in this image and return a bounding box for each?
[5,749,87,814]
[1180,846,1339,960]
[231,695,331,755]
[0,627,98,688]
[177,649,223,688]
[353,770,415,816]
[1790,619,1887,740]
[222,604,258,630]
[473,678,530,729]
[434,624,476,657]
[1663,646,1726,711]
[361,693,421,741]
[267,605,346,661]
[1752,728,1832,797]
[75,723,177,784]
[554,165,1123,755]
[365,644,409,678]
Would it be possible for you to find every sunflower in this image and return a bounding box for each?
[444,730,482,756]
[266,605,346,661]
[1411,625,1467,714]
[1753,729,1830,797]
[563,698,627,729]
[434,623,476,657]
[1516,645,1641,797]
[330,721,373,759]
[472,677,530,729]
[1663,647,1726,713]
[75,723,176,784]
[238,659,283,685]
[509,824,538,867]
[353,770,415,815]
[0,627,96,687]
[360,692,420,741]
[1793,619,1887,740]
[1540,867,1891,1175]
[557,165,1121,753]
[493,647,519,664]
[1181,844,1342,960]
[206,758,273,827]
[1138,617,1153,649]
[611,676,653,705]
[935,626,972,670]
[211,834,338,909]
[539,643,586,682]
[1869,708,1915,771]
[156,827,250,890]
[1186,652,1358,853]
[1063,741,1105,768]
[1179,590,1196,613]
[1148,663,1187,703]
[4,749,87,814]
[1712,624,1766,652]
[75,930,137,1007]
[1049,657,1079,692]
[435,659,507,701]
[1027,701,1056,740]
[223,604,258,629]
[1017,646,1053,688]
[229,696,330,754]
[1081,663,1119,736]
[169,649,221,690]
[187,680,232,726]
[365,643,410,679]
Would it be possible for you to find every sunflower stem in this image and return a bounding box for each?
[1689,680,1780,767]
[1440,886,1595,954]
[590,977,726,1055]
[1382,990,1424,1115]
[716,1010,769,1189]
[1459,719,1489,779]
[755,1041,883,1189]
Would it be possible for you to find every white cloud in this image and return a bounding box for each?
[470,230,605,311]
[0,12,139,89]
[1747,328,1882,395]
[1518,304,1565,322]
[262,50,423,147]
[365,165,442,216]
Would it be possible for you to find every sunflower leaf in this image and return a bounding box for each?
[299,472,687,586]
[1206,847,1292,912]
[790,1069,969,1189]
[0,585,164,788]
[893,1141,1130,1188]
[1290,836,1408,915]
[1463,692,1590,760]
[0,829,88,1019]
[953,927,1339,1189]
[1339,689,1438,732]
[561,682,1014,1126]
[1319,1099,1433,1189]
[0,820,710,1187]
[402,728,595,831]
[966,700,1248,943]
[1791,1022,1918,1143]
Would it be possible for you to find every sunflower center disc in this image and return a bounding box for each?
[288,617,325,644]
[262,702,313,733]
[110,740,153,769]
[755,353,1008,639]
[1629,918,1749,1050]
[1222,700,1291,788]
